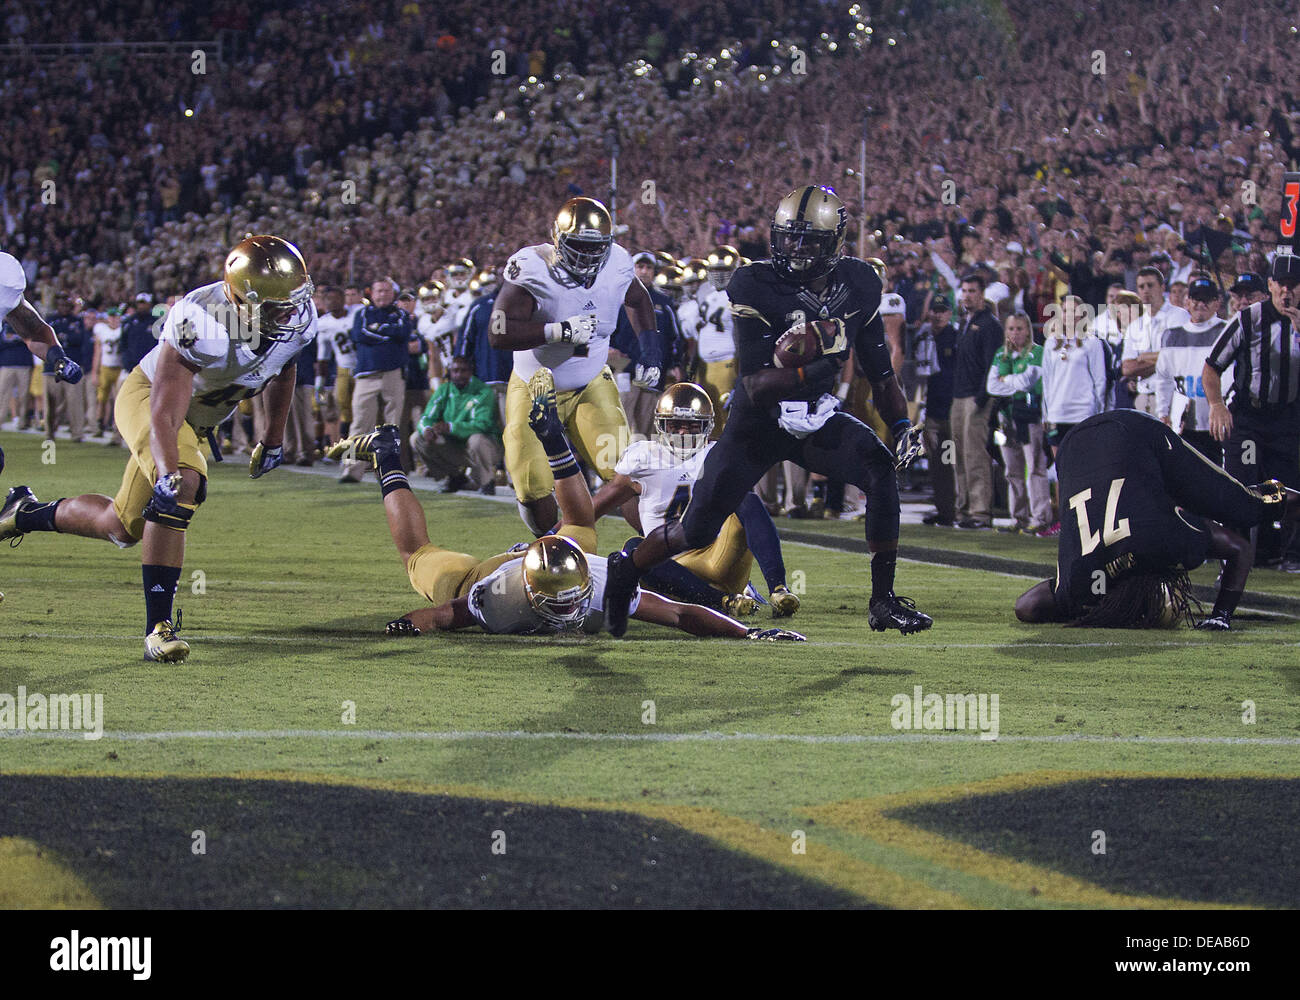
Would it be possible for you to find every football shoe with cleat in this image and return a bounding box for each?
[144,619,190,663]
[722,593,759,618]
[868,593,934,635]
[324,424,401,467]
[769,585,801,618]
[0,485,38,543]
[745,627,806,641]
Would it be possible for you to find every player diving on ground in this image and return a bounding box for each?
[327,367,804,640]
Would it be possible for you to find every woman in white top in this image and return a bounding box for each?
[1040,295,1109,457]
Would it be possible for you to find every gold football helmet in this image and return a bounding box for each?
[682,258,708,288]
[655,382,714,459]
[771,185,847,283]
[866,257,888,281]
[705,245,740,290]
[476,268,498,293]
[223,235,314,341]
[447,258,475,291]
[523,535,593,628]
[653,250,678,272]
[552,197,613,288]
[417,280,446,317]
[653,264,684,303]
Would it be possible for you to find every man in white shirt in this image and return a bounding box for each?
[1123,265,1190,415]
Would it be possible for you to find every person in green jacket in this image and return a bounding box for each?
[411,355,503,494]
[985,313,1052,532]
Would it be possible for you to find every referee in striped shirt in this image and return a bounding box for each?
[1203,253,1300,569]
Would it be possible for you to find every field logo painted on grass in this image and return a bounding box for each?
[890,685,999,741]
[0,687,103,741]
[50,931,150,980]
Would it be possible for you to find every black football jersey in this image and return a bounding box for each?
[1051,410,1266,616]
[726,257,890,419]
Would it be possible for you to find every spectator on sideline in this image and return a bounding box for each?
[411,354,503,494]
[1123,266,1190,416]
[342,277,414,482]
[915,299,958,526]
[949,273,1004,530]
[986,312,1051,533]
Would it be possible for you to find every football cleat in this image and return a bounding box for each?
[527,367,560,430]
[324,424,400,467]
[868,593,934,635]
[722,593,759,618]
[0,485,37,543]
[144,619,189,663]
[745,627,806,641]
[603,541,643,638]
[1194,613,1232,632]
[769,585,801,619]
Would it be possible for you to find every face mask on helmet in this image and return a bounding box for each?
[656,414,713,460]
[522,537,594,628]
[557,233,612,287]
[706,266,733,291]
[253,280,315,341]
[771,224,840,283]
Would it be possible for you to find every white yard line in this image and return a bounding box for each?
[3,728,1300,746]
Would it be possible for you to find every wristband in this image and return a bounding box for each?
[891,418,911,437]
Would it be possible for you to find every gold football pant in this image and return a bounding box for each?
[697,358,736,438]
[111,368,209,540]
[405,524,598,604]
[504,366,629,502]
[674,513,753,595]
[335,368,354,424]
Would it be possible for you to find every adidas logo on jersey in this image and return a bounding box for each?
[582,300,596,311]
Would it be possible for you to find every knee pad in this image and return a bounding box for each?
[193,474,208,506]
[143,500,197,533]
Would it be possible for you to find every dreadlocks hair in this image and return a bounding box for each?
[1068,568,1204,629]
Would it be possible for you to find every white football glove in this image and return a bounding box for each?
[632,364,661,389]
[543,312,597,347]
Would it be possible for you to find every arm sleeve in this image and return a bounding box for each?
[986,352,1015,397]
[855,313,893,383]
[416,386,446,434]
[1153,350,1175,419]
[1205,313,1242,374]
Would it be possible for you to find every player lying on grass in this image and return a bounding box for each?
[592,381,801,619]
[1014,409,1300,630]
[326,368,803,639]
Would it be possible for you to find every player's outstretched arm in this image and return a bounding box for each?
[632,592,805,639]
[389,597,478,635]
[148,344,201,478]
[632,591,747,637]
[6,298,57,355]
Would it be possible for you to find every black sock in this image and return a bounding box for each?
[143,564,182,632]
[870,551,897,602]
[377,449,409,497]
[826,478,845,514]
[1212,588,1243,620]
[15,499,63,533]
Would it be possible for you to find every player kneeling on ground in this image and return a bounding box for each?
[328,368,803,640]
[594,381,801,619]
[1014,409,1300,630]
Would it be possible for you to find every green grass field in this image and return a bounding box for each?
[1,431,1298,908]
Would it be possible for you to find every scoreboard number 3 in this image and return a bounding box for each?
[1282,173,1300,242]
[1068,477,1132,556]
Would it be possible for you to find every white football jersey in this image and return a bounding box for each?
[93,322,123,368]
[880,292,906,317]
[505,242,634,391]
[138,281,317,429]
[615,438,714,535]
[316,309,357,370]
[420,308,459,367]
[677,298,702,341]
[467,556,640,635]
[0,251,26,324]
[697,287,735,362]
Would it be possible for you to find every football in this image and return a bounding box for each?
[773,323,823,368]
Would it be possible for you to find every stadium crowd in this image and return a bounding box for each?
[4,0,1300,574]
